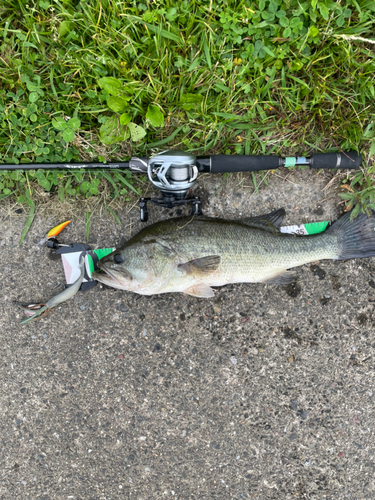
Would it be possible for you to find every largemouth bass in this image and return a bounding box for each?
[92,208,375,298]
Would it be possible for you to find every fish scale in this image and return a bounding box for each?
[155,218,338,287]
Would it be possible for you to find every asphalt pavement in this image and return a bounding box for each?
[1,168,375,499]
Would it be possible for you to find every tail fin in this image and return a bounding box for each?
[327,209,375,260]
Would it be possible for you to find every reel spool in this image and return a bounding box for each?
[148,150,198,199]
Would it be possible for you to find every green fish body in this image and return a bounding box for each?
[92,208,375,298]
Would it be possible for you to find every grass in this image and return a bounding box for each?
[0,0,375,222]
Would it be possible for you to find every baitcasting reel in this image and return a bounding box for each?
[131,150,202,222]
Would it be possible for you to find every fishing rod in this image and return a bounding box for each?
[0,149,361,222]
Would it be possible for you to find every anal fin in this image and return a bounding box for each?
[263,270,297,284]
[184,284,215,298]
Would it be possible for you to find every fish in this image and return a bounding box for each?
[92,208,375,298]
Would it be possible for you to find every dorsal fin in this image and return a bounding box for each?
[241,208,286,233]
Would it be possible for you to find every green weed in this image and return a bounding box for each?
[0,0,374,214]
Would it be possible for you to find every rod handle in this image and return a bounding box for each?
[310,150,361,169]
[210,155,280,173]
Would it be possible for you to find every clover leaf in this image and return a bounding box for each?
[52,116,81,142]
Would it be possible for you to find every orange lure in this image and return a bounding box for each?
[47,220,71,239]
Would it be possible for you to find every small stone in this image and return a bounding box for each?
[284,282,301,298]
[118,302,127,312]
[311,265,326,280]
[288,355,295,363]
[290,399,298,411]
[298,409,307,420]
[357,313,367,325]
[230,357,237,365]
[289,433,298,441]
[320,296,332,305]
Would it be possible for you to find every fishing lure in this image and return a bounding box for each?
[18,254,85,324]
[37,220,71,246]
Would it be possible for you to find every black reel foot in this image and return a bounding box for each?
[139,196,202,222]
[139,198,149,222]
[190,197,202,216]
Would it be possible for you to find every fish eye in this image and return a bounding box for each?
[114,254,124,264]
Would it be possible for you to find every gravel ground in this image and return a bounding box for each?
[1,168,375,499]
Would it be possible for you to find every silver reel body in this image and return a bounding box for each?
[147,150,198,199]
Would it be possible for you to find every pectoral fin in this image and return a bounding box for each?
[178,255,221,277]
[184,284,215,298]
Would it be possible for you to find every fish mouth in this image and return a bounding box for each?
[92,269,122,286]
[92,263,132,289]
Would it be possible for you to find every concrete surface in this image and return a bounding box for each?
[1,168,375,499]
